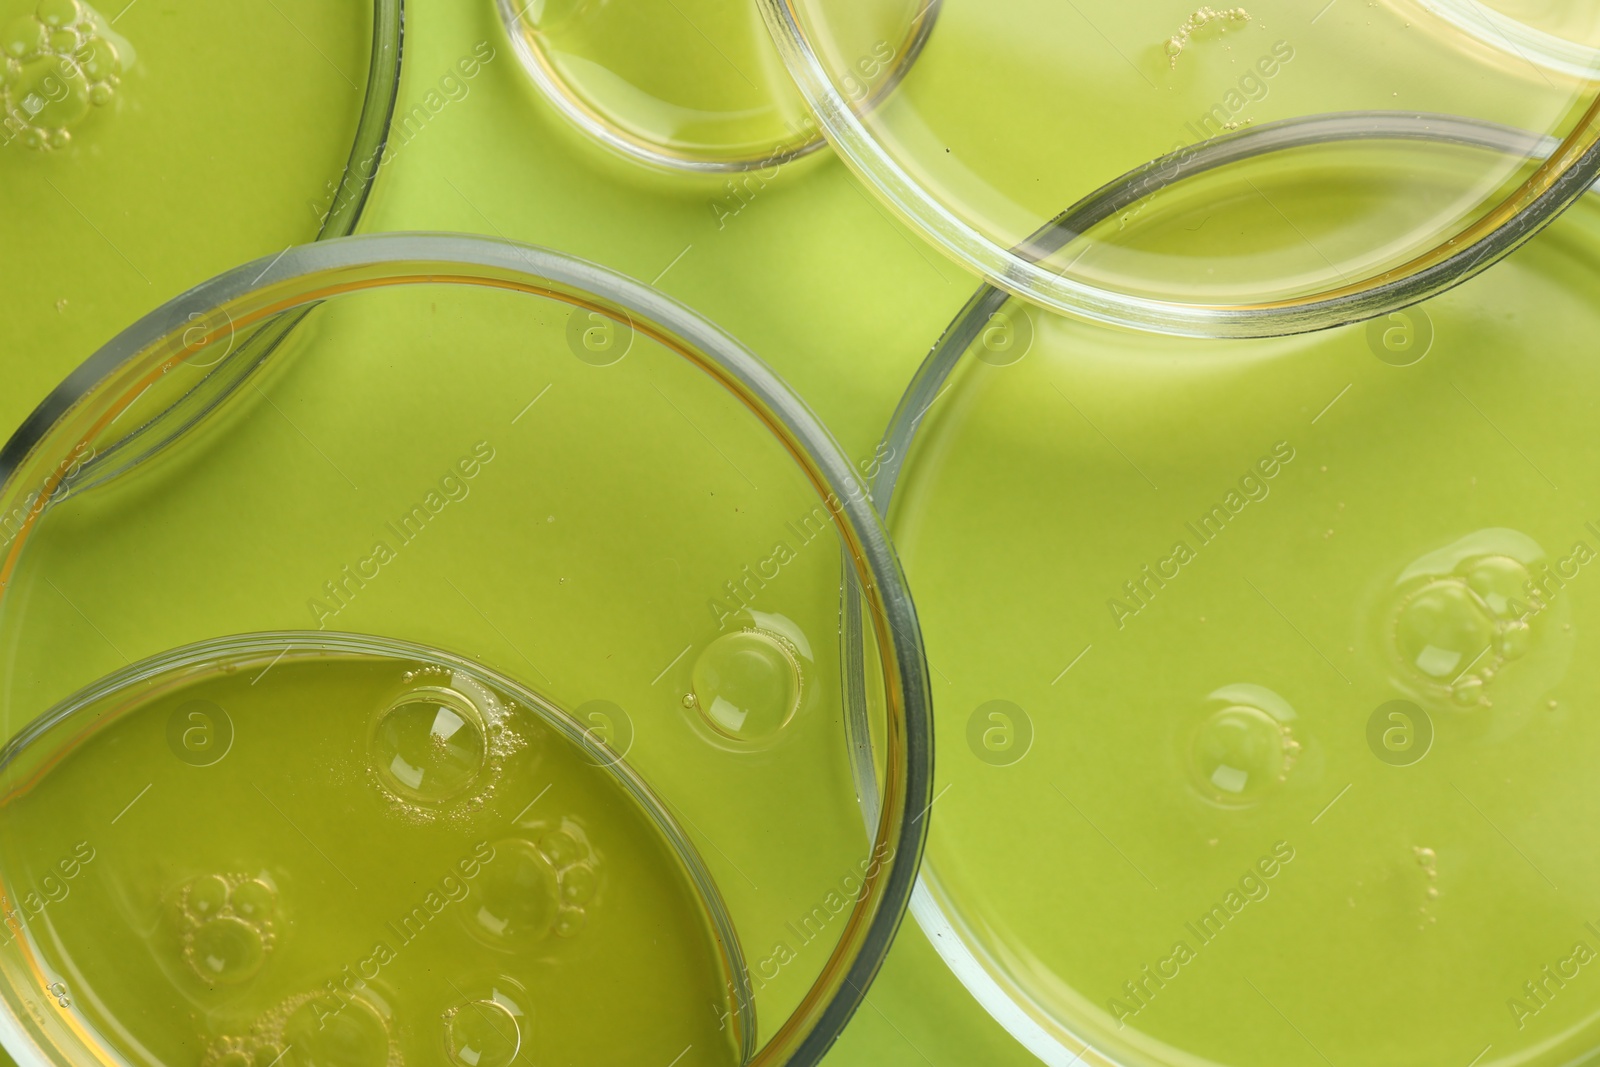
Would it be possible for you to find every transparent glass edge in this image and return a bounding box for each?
[0,232,936,1067]
[755,0,1600,338]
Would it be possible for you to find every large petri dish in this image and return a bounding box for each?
[759,0,1600,336]
[0,0,402,381]
[0,234,931,1067]
[869,116,1600,1066]
[498,0,936,171]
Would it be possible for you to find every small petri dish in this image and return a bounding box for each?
[5,634,751,1067]
[0,234,931,1067]
[759,0,1600,336]
[863,116,1600,1066]
[1,0,402,386]
[499,0,937,171]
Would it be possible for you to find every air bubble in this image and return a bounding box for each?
[1465,556,1533,618]
[1395,581,1495,681]
[231,879,276,922]
[282,995,391,1067]
[463,839,560,948]
[2,16,45,57]
[14,55,89,123]
[538,831,580,867]
[36,0,79,28]
[691,628,805,744]
[189,874,229,917]
[1187,691,1299,808]
[554,908,586,938]
[444,998,521,1067]
[370,688,487,803]
[1499,620,1532,659]
[561,864,596,904]
[176,872,280,986]
[189,917,266,985]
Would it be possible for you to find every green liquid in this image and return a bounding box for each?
[0,0,370,406]
[0,640,743,1067]
[893,193,1600,1065]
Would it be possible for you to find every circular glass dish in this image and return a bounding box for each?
[867,115,1600,1066]
[2,632,754,1067]
[759,0,1600,336]
[1,0,402,382]
[0,234,932,1067]
[498,0,937,171]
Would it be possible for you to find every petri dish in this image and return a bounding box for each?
[866,116,1600,1066]
[0,0,402,383]
[759,0,1600,336]
[0,234,932,1067]
[498,0,937,171]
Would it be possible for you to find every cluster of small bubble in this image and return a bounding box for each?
[1414,846,1439,929]
[201,1024,291,1067]
[373,665,528,826]
[203,988,400,1067]
[1164,6,1251,66]
[174,873,279,987]
[1391,553,1539,708]
[1,0,125,150]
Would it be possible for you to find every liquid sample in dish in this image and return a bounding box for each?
[890,194,1600,1066]
[0,639,744,1067]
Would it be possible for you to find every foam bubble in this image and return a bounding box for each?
[370,688,488,803]
[0,0,129,152]
[175,872,279,987]
[691,628,805,744]
[1187,684,1300,808]
[1387,532,1548,710]
[444,998,521,1067]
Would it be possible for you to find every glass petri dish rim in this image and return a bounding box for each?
[314,0,406,241]
[756,0,1600,338]
[1415,0,1600,81]
[496,0,942,173]
[0,0,402,503]
[0,231,935,1067]
[857,112,1600,1067]
[0,629,762,1067]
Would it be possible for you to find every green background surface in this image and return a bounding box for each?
[0,0,1034,1064]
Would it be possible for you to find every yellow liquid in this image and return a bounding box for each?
[0,637,745,1067]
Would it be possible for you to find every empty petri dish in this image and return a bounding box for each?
[863,116,1600,1066]
[1,0,402,390]
[0,234,931,1067]
[760,0,1600,335]
[499,0,936,171]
